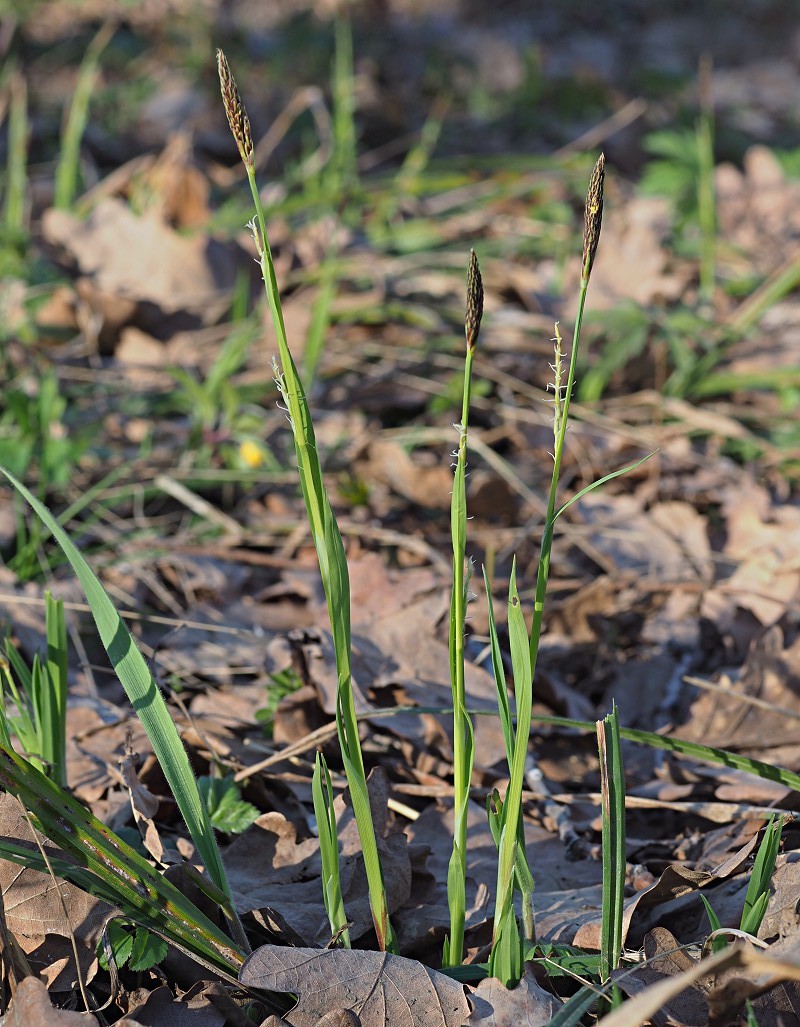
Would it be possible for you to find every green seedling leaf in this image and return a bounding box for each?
[99,920,134,971]
[742,815,783,937]
[98,921,168,973]
[701,894,726,953]
[198,776,259,835]
[529,942,602,980]
[597,704,625,987]
[129,925,169,972]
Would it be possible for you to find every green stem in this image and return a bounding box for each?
[246,167,395,952]
[444,344,476,966]
[529,273,590,671]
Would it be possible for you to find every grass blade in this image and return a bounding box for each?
[0,741,245,980]
[741,815,782,937]
[39,592,68,786]
[0,466,247,950]
[312,751,350,946]
[597,703,625,995]
[488,562,531,985]
[54,23,115,210]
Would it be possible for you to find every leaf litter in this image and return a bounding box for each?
[2,2,800,1024]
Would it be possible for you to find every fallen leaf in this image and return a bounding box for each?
[2,976,98,1025]
[118,983,226,1027]
[464,968,562,1025]
[225,769,410,946]
[239,946,470,1027]
[0,794,112,989]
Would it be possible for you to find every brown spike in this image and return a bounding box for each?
[582,153,605,283]
[465,249,484,350]
[217,49,254,171]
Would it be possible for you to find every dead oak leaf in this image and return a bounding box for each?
[239,946,469,1027]
[464,969,562,1026]
[2,976,98,1026]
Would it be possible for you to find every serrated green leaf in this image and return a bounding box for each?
[129,927,168,972]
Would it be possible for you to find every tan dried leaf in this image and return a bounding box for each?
[240,946,469,1027]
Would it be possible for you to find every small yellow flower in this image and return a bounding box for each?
[239,440,264,468]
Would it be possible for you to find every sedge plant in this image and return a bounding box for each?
[217,49,396,953]
[442,250,483,967]
[479,155,607,986]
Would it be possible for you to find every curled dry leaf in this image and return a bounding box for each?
[3,976,98,1026]
[240,946,469,1027]
[599,941,800,1027]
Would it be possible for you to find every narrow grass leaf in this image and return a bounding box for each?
[545,985,599,1027]
[530,714,800,793]
[39,593,67,785]
[489,562,530,985]
[700,895,727,953]
[0,741,245,979]
[555,454,657,521]
[313,751,349,946]
[741,815,782,936]
[482,568,513,759]
[0,466,243,942]
[597,704,625,988]
[54,23,115,210]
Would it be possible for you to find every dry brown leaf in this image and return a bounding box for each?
[2,976,99,1025]
[682,628,800,751]
[717,146,800,274]
[576,493,712,583]
[614,927,710,1027]
[758,857,800,942]
[41,197,240,347]
[602,946,725,1027]
[118,983,226,1026]
[701,482,800,629]
[0,794,113,989]
[239,946,470,1027]
[355,440,452,510]
[225,769,410,946]
[464,968,562,1025]
[571,864,715,953]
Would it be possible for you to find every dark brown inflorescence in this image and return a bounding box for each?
[217,49,254,171]
[582,152,605,283]
[465,249,484,350]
